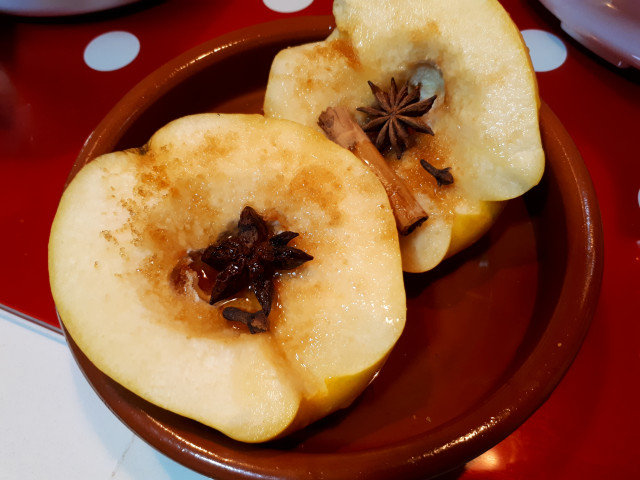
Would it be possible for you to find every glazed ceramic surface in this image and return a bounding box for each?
[62,17,603,480]
[0,0,141,16]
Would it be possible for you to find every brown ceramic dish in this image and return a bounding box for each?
[61,16,603,480]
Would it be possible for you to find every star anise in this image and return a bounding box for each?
[357,78,436,159]
[201,206,313,333]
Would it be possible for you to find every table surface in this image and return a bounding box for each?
[1,0,639,478]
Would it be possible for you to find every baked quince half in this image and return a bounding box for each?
[48,114,406,442]
[264,0,545,272]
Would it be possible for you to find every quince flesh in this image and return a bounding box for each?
[49,114,406,442]
[264,0,544,272]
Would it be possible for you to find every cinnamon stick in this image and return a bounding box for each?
[318,106,428,235]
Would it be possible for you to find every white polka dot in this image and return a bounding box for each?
[521,29,567,72]
[263,0,313,13]
[637,188,640,207]
[84,31,140,72]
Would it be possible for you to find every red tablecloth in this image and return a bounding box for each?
[1,0,638,477]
